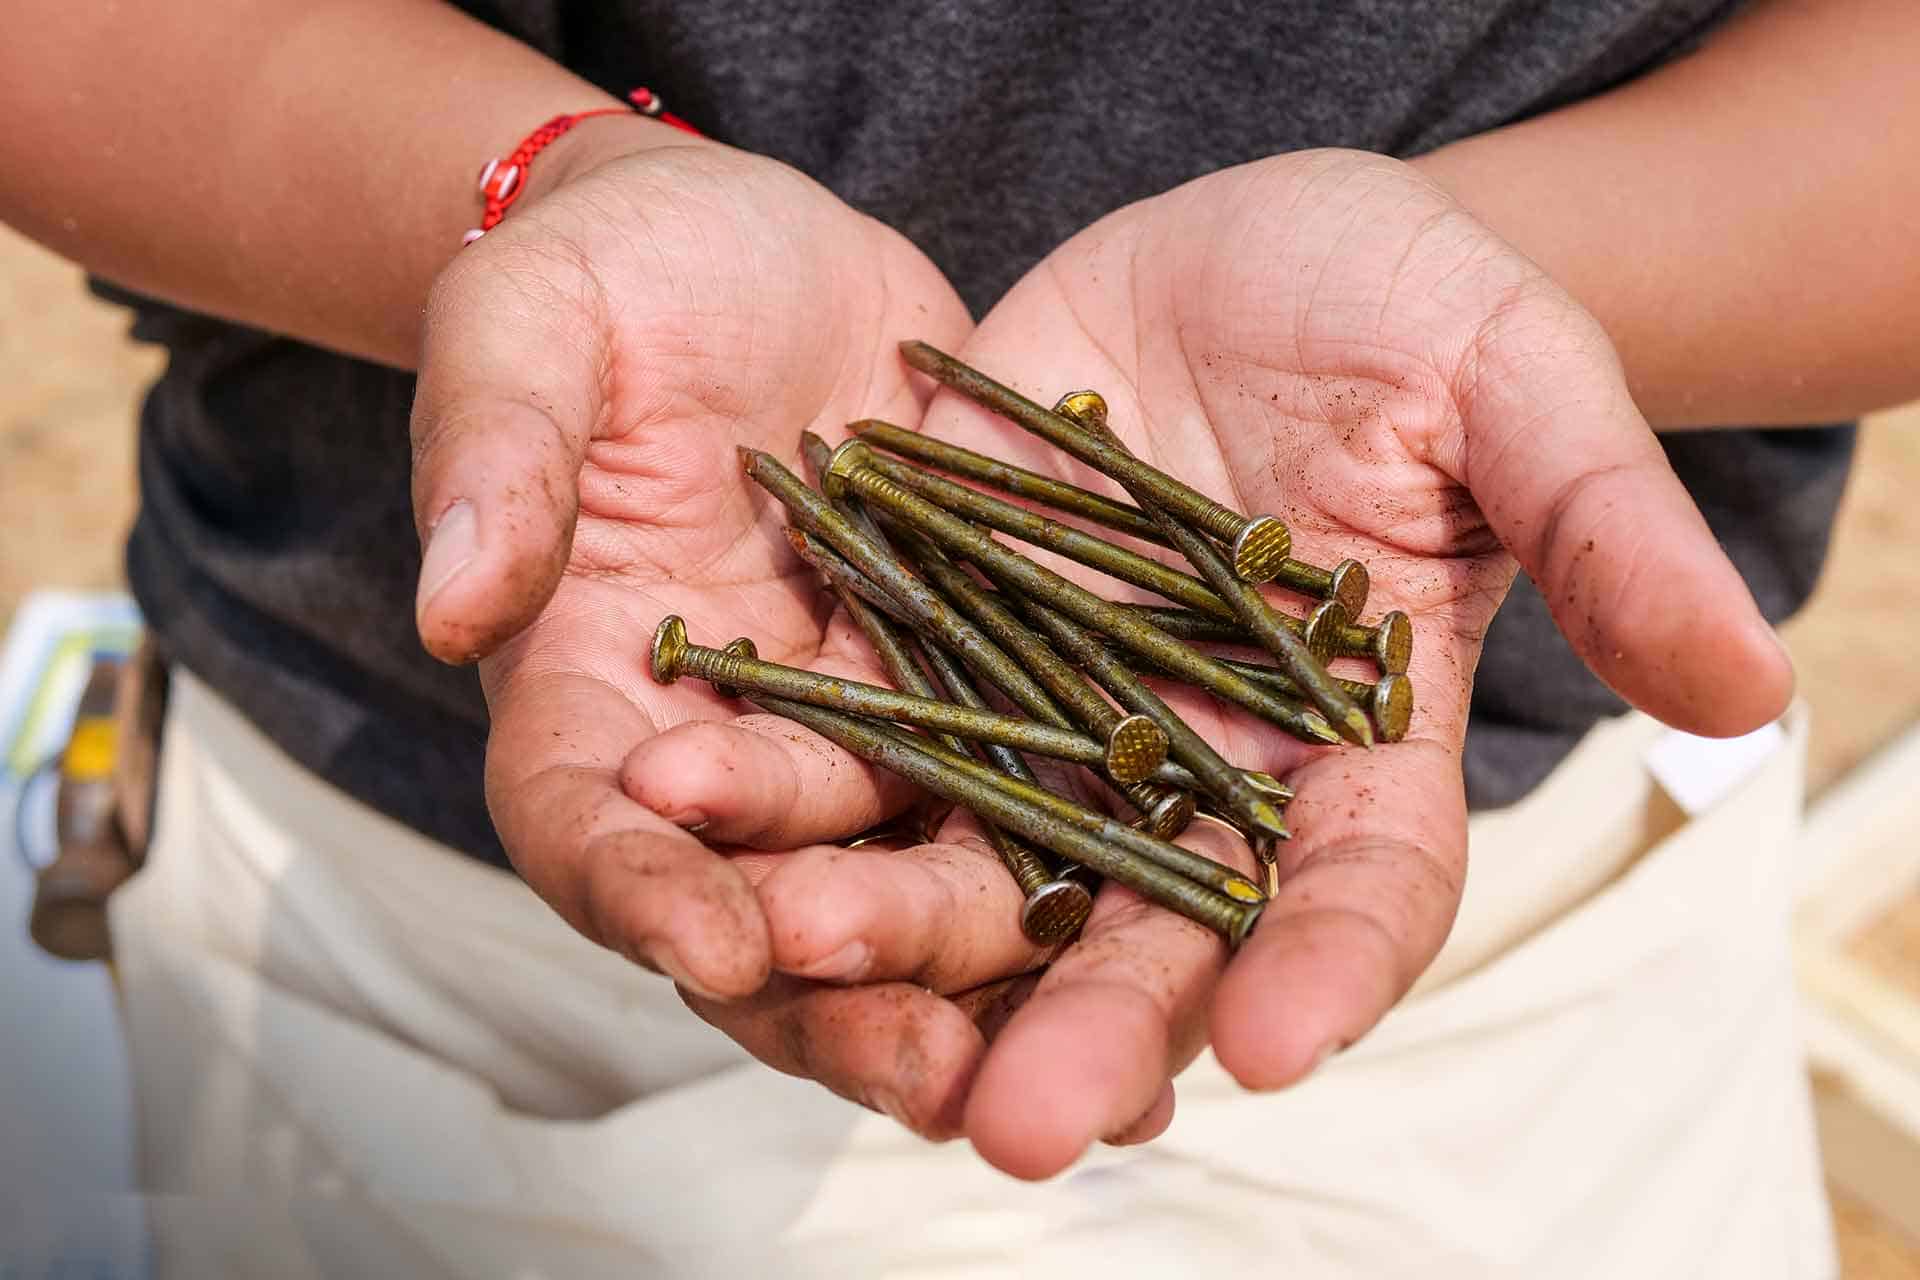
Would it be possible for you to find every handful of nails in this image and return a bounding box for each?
[649,341,1415,950]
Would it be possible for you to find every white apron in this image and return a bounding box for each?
[101,672,1835,1278]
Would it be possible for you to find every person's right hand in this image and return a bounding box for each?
[408,133,974,1002]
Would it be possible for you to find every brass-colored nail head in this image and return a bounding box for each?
[1373,671,1414,742]
[1375,610,1414,674]
[1104,712,1169,784]
[1052,390,1109,432]
[822,438,877,500]
[651,615,689,683]
[715,637,757,699]
[1231,515,1293,584]
[1328,558,1371,617]
[1303,599,1349,664]
[1020,879,1096,945]
[1130,787,1197,840]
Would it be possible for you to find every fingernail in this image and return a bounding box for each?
[1302,1038,1345,1080]
[417,500,477,616]
[796,940,871,982]
[650,943,723,1002]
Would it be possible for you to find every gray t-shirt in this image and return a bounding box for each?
[115,0,1851,866]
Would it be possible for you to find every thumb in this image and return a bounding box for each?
[408,237,607,664]
[1457,300,1794,736]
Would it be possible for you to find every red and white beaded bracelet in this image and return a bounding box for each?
[462,87,701,246]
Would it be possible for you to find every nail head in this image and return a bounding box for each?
[1373,671,1414,742]
[1375,610,1413,673]
[1304,599,1349,664]
[1051,390,1109,432]
[715,636,757,699]
[1328,558,1370,617]
[822,438,877,500]
[1104,713,1170,784]
[1020,878,1095,944]
[1230,515,1293,583]
[650,615,688,683]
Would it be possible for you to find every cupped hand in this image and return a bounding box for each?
[722,148,1793,1176]
[408,135,974,1002]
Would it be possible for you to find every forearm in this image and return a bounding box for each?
[0,0,697,368]
[1413,0,1920,429]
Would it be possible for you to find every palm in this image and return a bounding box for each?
[919,151,1785,1114]
[412,144,971,994]
[726,149,1788,1171]
[503,146,963,724]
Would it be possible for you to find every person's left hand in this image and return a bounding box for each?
[672,149,1793,1178]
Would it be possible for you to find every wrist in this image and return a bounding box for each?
[537,110,712,196]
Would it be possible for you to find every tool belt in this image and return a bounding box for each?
[28,639,169,962]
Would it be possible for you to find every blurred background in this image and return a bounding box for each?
[2,222,1917,1275]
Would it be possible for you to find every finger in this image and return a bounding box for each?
[681,976,987,1140]
[620,713,922,848]
[1209,738,1465,1089]
[1452,296,1793,735]
[753,814,1055,988]
[410,229,607,663]
[962,819,1253,1180]
[487,663,770,999]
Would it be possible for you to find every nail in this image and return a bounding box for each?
[1045,394,1370,614]
[856,412,1369,614]
[1116,646,1415,744]
[850,417,1165,541]
[649,943,722,1001]
[1349,610,1414,675]
[1233,664,1415,742]
[871,711,1258,906]
[797,939,871,982]
[740,448,1071,728]
[1298,558,1371,619]
[1240,770,1296,803]
[857,484,1259,836]
[881,521,1172,786]
[898,342,1294,582]
[818,441,1343,751]
[861,448,1237,620]
[1116,605,1251,645]
[913,625,1187,870]
[789,443,1092,943]
[752,695,1266,942]
[1270,598,1413,675]
[791,481,953,722]
[1288,602,1413,674]
[1304,1040,1340,1078]
[416,499,477,616]
[1050,406,1372,748]
[652,618,1144,781]
[1117,601,1412,676]
[1121,782,1200,841]
[776,539,1208,793]
[795,445,1099,944]
[995,587,1289,843]
[910,636,1096,941]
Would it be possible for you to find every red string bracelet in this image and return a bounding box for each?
[462,87,702,246]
